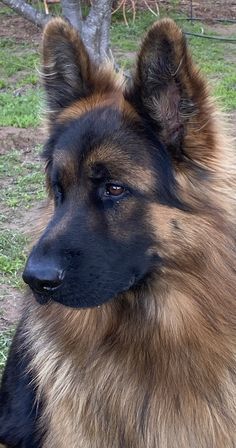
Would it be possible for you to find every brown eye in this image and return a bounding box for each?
[105,184,125,197]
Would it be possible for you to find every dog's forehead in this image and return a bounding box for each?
[56,106,124,153]
[50,105,156,192]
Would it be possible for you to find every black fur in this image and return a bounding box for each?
[0,323,42,448]
[22,106,183,309]
[0,19,194,442]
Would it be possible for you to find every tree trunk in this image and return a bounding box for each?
[81,0,114,64]
[1,0,114,65]
[1,0,52,27]
[60,0,82,31]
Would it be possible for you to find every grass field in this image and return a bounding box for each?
[0,6,236,373]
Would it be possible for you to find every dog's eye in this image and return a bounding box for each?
[105,184,125,197]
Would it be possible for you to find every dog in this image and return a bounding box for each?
[0,17,235,448]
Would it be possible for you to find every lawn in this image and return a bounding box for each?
[0,6,236,374]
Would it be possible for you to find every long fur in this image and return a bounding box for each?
[1,17,236,448]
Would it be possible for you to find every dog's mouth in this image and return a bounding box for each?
[32,293,50,305]
[30,271,142,308]
[32,290,54,305]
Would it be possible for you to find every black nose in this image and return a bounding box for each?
[23,260,65,294]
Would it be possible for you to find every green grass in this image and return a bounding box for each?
[111,10,205,51]
[0,37,17,49]
[0,37,40,127]
[0,11,235,131]
[0,5,14,15]
[0,230,28,287]
[214,73,236,110]
[0,50,39,77]
[111,12,236,111]
[111,10,155,51]
[16,73,39,87]
[186,35,236,110]
[0,150,45,208]
[4,170,46,208]
[0,89,41,127]
[0,329,15,374]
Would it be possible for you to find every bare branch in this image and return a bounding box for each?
[1,0,52,27]
[2,0,114,66]
[83,0,114,64]
[61,0,82,31]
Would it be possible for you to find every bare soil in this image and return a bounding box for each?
[0,200,49,330]
[135,1,236,19]
[0,126,46,154]
[0,4,41,44]
[165,0,236,20]
[207,23,236,36]
[0,285,22,331]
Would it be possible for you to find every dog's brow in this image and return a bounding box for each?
[52,150,78,185]
[88,161,154,194]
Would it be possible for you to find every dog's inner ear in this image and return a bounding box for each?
[126,19,216,166]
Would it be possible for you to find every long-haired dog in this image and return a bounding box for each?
[0,17,236,448]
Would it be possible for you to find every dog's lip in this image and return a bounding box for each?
[33,291,52,305]
[31,284,62,304]
[42,284,62,292]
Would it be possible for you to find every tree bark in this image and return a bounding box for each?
[1,0,113,65]
[61,0,82,31]
[82,0,114,64]
[1,0,52,27]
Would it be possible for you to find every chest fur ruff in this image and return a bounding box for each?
[25,302,236,448]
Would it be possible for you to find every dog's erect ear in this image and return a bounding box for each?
[42,18,117,120]
[126,19,216,166]
[42,18,91,117]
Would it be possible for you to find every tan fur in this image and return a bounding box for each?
[24,224,236,448]
[24,131,236,448]
[86,144,154,194]
[58,92,139,124]
[22,18,236,448]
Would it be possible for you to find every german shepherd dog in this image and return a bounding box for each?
[0,17,236,448]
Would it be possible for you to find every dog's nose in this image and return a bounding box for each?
[22,261,65,294]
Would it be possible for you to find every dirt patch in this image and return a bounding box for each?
[165,0,236,20]
[0,285,22,330]
[229,111,236,138]
[207,23,236,36]
[2,199,49,233]
[15,200,49,234]
[0,3,41,45]
[192,1,236,21]
[0,126,46,154]
[4,68,39,87]
[0,201,50,331]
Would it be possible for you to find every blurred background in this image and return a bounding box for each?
[0,0,236,373]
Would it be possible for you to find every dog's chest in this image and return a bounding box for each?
[38,346,236,448]
[28,303,236,448]
[40,348,156,448]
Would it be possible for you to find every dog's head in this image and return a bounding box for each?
[23,18,222,308]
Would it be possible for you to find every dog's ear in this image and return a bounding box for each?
[42,18,117,120]
[126,19,217,166]
[42,18,92,118]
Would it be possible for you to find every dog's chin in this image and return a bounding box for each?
[31,274,140,309]
[32,291,52,305]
